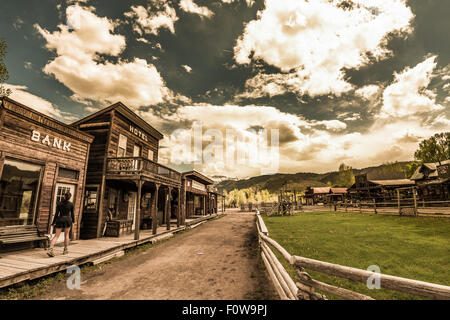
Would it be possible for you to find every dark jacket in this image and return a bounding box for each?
[52,200,75,225]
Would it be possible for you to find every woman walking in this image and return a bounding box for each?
[47,192,74,257]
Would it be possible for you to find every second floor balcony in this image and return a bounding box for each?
[106,157,181,186]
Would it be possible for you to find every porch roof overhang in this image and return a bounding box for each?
[182,171,214,185]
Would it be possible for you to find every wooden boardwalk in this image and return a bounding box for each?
[0,214,223,289]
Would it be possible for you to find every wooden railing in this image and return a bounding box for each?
[335,200,450,216]
[106,157,181,182]
[255,210,450,300]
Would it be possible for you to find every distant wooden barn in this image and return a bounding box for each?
[347,173,414,202]
[304,187,347,205]
[410,160,450,201]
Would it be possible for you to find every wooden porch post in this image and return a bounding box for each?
[203,195,206,216]
[134,180,143,241]
[180,178,186,225]
[413,187,417,216]
[153,183,160,235]
[176,187,181,227]
[166,187,172,230]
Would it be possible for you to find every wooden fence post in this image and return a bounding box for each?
[413,188,417,216]
[373,199,377,214]
[397,189,401,216]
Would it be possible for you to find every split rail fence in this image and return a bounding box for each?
[255,210,450,300]
[335,200,450,216]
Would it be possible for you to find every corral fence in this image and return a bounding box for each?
[242,202,302,215]
[335,200,450,216]
[255,209,450,300]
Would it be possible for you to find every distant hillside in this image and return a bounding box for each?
[217,162,411,194]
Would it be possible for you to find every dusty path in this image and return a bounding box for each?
[34,212,277,300]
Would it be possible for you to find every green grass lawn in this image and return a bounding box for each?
[262,211,450,300]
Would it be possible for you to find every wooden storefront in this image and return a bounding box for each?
[0,97,93,251]
[181,171,214,220]
[72,102,182,240]
[207,185,219,215]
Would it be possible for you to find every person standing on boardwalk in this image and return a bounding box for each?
[47,193,74,257]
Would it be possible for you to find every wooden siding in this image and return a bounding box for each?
[0,99,91,242]
[108,112,159,162]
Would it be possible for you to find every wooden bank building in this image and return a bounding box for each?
[0,97,221,252]
[0,97,93,251]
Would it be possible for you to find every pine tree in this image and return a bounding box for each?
[0,38,11,97]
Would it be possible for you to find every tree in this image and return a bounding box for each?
[336,163,355,187]
[0,38,11,97]
[414,132,450,163]
[405,161,421,179]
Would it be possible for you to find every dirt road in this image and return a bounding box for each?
[35,211,277,300]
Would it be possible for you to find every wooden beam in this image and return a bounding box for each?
[79,122,111,129]
[296,270,374,300]
[134,180,143,241]
[166,187,172,231]
[292,255,450,299]
[97,111,114,238]
[152,184,160,235]
[176,187,180,228]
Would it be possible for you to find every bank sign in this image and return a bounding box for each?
[31,130,72,152]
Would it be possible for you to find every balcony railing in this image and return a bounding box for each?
[106,157,181,182]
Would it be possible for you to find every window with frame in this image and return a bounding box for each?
[0,159,42,227]
[148,149,154,161]
[117,134,127,157]
[84,187,98,210]
[58,168,79,180]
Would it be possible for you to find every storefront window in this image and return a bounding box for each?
[84,187,98,210]
[0,159,42,227]
[58,168,79,180]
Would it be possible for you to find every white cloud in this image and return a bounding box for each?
[35,4,173,108]
[315,120,347,131]
[135,99,450,177]
[378,56,444,118]
[3,84,77,122]
[337,112,361,121]
[182,65,193,73]
[355,84,380,100]
[179,0,214,18]
[235,0,414,98]
[221,0,255,6]
[125,4,178,36]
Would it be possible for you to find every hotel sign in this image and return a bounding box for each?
[192,181,206,192]
[31,130,72,152]
[129,125,149,142]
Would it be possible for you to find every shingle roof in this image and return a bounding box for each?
[312,187,331,194]
[370,179,415,186]
[331,188,348,194]
[410,160,450,180]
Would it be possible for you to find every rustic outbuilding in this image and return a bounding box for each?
[410,160,450,201]
[348,173,415,202]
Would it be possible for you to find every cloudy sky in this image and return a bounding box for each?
[2,0,449,179]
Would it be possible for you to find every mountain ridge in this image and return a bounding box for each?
[217,161,411,194]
